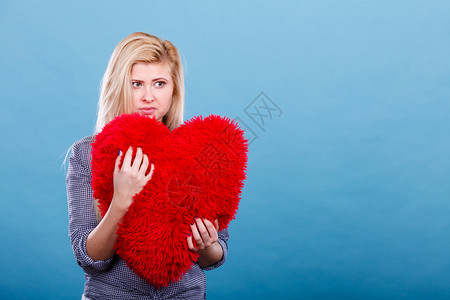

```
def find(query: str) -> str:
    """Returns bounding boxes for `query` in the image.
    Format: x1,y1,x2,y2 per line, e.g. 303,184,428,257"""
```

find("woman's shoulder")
69,135,95,160
72,135,95,149
65,136,95,175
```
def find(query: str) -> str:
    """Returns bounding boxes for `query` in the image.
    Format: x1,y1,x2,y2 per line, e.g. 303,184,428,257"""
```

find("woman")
66,32,228,299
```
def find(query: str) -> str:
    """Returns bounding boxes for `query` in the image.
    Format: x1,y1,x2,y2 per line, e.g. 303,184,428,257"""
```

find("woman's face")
131,62,174,122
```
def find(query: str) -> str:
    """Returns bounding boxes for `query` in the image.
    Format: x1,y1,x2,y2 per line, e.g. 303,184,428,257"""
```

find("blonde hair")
95,32,184,134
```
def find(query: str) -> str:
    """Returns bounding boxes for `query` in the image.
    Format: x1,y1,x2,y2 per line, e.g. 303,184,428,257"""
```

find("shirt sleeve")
66,137,115,274
201,228,229,271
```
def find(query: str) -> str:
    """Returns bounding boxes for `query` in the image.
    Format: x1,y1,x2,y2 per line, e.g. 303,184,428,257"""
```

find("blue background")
1,1,449,299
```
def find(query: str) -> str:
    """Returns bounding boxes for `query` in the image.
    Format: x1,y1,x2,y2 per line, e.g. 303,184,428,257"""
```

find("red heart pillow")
90,113,248,287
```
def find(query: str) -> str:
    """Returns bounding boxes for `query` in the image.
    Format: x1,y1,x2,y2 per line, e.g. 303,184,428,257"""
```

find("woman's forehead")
131,62,171,78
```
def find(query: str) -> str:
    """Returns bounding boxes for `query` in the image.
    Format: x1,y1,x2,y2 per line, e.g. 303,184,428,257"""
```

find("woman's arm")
86,146,154,261
84,198,127,261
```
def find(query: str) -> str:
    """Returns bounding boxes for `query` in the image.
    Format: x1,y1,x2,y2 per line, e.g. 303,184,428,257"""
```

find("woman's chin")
135,112,162,123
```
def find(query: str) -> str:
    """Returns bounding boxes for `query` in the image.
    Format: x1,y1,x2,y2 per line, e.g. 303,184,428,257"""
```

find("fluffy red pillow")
90,113,248,287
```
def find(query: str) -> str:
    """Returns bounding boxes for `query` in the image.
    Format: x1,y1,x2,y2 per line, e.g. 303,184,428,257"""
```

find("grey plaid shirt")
66,136,229,300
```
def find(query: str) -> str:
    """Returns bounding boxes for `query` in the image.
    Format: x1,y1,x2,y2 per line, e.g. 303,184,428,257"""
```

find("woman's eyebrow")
152,77,169,81
131,77,169,81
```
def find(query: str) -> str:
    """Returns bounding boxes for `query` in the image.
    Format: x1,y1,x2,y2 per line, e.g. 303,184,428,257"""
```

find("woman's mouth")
139,108,156,115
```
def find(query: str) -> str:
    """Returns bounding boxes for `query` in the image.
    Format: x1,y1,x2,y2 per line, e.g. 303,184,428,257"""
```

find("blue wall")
1,1,449,299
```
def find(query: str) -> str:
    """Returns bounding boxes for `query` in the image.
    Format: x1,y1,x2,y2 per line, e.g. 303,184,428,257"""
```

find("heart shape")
90,113,248,287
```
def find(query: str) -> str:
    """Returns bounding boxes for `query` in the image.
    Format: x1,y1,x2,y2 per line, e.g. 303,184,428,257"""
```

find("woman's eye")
155,81,166,88
132,82,142,88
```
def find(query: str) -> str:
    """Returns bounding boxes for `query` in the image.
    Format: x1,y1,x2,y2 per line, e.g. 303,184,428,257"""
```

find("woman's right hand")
111,146,155,213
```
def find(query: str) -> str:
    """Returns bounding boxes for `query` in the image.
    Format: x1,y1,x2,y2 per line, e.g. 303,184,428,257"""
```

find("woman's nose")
143,86,154,102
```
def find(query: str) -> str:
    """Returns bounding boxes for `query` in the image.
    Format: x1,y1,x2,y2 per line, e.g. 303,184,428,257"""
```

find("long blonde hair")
93,32,185,221
95,32,184,134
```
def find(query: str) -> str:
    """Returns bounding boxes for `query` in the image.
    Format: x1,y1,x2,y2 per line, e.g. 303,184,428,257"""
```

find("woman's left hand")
187,218,219,252
187,218,224,267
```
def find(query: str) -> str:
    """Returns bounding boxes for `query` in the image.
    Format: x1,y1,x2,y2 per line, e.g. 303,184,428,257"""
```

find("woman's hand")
187,218,224,268
187,218,219,251
112,146,154,213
